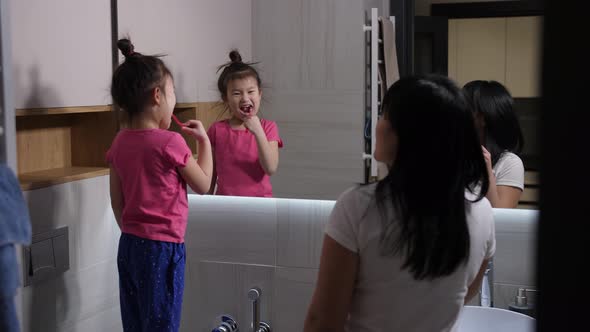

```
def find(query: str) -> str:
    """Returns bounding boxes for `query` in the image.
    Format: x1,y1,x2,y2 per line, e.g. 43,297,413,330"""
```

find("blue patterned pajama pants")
117,233,186,332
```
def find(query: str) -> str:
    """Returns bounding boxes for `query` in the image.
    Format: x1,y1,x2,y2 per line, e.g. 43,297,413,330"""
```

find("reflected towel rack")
363,8,395,180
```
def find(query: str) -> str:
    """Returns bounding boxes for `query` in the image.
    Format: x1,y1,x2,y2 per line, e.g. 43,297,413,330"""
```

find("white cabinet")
10,0,112,109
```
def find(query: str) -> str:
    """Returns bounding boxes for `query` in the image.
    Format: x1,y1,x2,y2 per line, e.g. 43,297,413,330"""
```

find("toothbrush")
171,114,187,127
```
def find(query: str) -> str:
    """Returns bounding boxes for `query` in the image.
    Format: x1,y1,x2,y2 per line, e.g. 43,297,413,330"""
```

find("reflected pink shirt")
106,129,192,243
208,119,283,197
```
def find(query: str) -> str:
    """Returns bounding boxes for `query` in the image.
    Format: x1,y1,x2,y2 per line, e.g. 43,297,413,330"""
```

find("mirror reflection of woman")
463,80,525,208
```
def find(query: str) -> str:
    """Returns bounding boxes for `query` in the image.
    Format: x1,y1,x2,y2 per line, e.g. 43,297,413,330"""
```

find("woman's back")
326,184,495,332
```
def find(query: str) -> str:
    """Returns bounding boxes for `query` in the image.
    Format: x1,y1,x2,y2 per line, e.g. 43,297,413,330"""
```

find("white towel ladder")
363,8,395,180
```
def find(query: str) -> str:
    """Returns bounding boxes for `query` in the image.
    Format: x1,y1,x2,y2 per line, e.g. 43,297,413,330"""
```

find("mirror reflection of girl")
463,80,525,208
304,75,494,332
207,50,283,197
107,39,213,331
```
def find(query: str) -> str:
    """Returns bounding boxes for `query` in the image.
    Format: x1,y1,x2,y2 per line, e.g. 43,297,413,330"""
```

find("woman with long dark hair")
304,75,495,332
463,80,525,208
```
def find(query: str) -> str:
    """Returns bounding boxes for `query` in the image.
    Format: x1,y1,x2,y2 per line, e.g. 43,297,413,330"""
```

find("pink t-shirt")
106,129,192,243
208,119,283,197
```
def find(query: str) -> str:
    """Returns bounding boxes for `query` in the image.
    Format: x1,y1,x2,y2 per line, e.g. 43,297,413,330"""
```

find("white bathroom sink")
455,306,535,332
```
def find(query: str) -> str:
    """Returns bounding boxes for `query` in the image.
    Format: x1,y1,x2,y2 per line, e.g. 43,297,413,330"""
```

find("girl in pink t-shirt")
106,38,213,332
207,50,283,197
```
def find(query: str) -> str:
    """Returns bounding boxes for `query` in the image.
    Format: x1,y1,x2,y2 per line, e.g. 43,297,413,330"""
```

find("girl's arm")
304,235,358,332
244,116,279,175
207,152,217,195
109,165,123,229
254,138,279,175
179,120,213,194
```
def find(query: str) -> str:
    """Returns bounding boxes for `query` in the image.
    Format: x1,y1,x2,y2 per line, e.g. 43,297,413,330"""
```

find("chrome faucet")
480,260,493,307
211,315,239,332
248,287,271,332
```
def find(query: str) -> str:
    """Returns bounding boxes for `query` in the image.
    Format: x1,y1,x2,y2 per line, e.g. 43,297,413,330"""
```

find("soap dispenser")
508,288,536,318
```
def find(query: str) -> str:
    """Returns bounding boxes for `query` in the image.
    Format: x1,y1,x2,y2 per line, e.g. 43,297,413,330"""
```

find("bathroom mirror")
167,0,393,201
242,0,543,205
175,0,545,206
415,0,543,317
9,0,540,205
416,1,543,211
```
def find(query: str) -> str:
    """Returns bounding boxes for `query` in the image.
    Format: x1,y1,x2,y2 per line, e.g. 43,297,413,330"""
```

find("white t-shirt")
325,184,495,332
493,152,525,191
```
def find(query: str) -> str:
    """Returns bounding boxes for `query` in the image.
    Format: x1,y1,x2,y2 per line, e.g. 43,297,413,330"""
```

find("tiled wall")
492,209,538,310
181,196,539,331
14,188,537,332
18,176,121,332
252,0,390,200
181,196,334,332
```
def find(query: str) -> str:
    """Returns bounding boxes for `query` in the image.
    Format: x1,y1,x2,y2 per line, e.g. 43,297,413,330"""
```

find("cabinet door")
449,18,507,87
506,16,543,98
11,0,112,109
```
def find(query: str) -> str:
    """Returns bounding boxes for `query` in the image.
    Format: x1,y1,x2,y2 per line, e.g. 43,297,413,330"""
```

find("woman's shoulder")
498,151,523,163
495,151,525,175
494,151,525,189
336,183,377,209
465,192,494,228
465,191,493,212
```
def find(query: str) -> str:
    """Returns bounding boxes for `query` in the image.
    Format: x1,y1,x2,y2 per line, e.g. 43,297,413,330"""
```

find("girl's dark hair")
111,38,172,117
462,80,524,166
217,50,261,100
376,75,489,280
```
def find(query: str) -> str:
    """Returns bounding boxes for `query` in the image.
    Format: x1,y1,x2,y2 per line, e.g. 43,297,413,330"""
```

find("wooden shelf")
16,107,117,190
175,102,200,110
19,167,110,191
15,102,224,190
16,105,112,116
